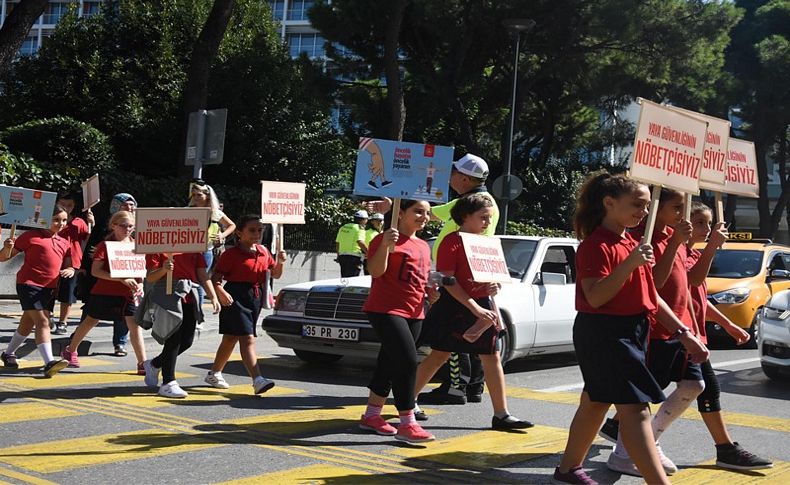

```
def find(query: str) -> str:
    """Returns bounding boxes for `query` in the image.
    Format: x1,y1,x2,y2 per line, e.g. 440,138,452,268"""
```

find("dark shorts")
56,274,78,304
219,282,263,336
423,290,502,355
647,338,704,389
574,312,666,405
85,295,137,321
17,284,55,311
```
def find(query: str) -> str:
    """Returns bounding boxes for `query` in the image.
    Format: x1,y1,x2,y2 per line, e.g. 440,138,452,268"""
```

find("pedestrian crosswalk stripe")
0,429,224,473
390,425,568,469
0,371,195,389
671,459,788,483
0,357,117,371
217,464,372,484
506,387,581,405
0,403,82,424
101,384,305,408
0,464,57,485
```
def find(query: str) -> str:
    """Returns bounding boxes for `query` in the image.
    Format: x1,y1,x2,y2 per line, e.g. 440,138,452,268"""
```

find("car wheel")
761,363,785,381
497,322,511,368
745,312,760,350
293,349,343,363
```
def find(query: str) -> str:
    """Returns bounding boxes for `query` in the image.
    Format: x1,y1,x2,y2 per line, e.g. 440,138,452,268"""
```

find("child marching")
204,215,285,394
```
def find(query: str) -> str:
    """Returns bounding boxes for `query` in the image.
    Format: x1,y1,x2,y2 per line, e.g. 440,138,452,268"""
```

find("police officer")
335,210,368,277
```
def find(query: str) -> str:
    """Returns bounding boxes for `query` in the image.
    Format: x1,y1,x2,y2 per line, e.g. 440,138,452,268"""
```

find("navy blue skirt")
647,338,704,389
574,312,666,404
423,290,502,355
218,282,263,336
17,284,55,311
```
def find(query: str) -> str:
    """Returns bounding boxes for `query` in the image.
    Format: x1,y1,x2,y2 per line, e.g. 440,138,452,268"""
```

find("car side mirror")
770,269,790,280
536,272,567,286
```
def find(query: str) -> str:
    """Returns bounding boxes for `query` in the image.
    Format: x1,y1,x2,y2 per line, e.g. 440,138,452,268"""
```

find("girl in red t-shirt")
204,215,285,394
0,205,70,377
412,193,532,433
554,172,707,485
61,211,147,374
358,200,436,443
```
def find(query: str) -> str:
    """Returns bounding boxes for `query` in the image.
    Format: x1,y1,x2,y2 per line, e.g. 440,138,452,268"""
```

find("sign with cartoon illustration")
352,137,454,203
0,185,58,229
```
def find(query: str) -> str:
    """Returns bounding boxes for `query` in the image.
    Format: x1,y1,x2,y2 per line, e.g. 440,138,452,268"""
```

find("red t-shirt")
90,241,141,297
686,248,708,344
575,226,658,315
145,252,206,282
14,230,70,288
58,217,90,270
362,234,431,319
631,225,694,339
214,245,275,284
436,231,490,299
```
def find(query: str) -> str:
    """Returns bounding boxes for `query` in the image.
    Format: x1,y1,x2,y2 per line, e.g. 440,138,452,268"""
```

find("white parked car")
262,236,578,364
757,288,790,380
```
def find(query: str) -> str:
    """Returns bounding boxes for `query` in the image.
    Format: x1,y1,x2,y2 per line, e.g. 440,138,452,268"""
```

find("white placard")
260,181,306,224
133,207,211,254
81,174,100,209
105,241,147,278
629,99,708,194
723,138,759,198
459,233,511,284
665,106,730,190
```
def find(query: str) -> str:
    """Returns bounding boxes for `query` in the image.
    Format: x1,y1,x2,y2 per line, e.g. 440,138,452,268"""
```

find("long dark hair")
574,171,646,240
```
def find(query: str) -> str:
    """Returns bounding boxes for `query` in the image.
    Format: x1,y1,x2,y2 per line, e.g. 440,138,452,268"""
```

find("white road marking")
711,357,760,368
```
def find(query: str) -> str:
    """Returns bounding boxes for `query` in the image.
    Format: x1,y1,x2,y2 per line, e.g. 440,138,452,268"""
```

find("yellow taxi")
700,235,790,348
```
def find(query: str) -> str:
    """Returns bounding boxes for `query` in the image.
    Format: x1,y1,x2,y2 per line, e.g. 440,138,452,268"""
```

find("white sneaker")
607,452,642,477
204,371,230,389
143,359,160,387
656,443,678,475
253,376,275,394
158,380,188,398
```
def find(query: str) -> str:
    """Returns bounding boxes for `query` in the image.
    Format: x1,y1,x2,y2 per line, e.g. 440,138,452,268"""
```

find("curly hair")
574,171,646,240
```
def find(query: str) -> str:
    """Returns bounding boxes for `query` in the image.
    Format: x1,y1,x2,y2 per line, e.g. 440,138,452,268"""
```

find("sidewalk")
0,299,220,359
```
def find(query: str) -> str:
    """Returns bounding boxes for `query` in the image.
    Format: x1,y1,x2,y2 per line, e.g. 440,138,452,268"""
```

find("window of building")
19,35,38,56
83,1,101,16
267,0,285,21
43,1,72,25
286,0,314,21
287,33,325,59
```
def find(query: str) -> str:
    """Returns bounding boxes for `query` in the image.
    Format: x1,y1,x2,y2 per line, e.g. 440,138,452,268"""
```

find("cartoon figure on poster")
353,138,454,203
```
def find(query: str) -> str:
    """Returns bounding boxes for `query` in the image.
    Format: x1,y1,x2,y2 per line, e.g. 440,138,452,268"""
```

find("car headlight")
275,291,307,313
711,287,751,304
763,306,790,321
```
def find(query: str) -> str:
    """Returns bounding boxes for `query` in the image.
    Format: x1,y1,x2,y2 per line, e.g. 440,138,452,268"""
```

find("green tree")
0,0,50,75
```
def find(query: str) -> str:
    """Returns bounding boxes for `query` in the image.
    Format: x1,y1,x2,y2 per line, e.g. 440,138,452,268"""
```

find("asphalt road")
0,303,787,484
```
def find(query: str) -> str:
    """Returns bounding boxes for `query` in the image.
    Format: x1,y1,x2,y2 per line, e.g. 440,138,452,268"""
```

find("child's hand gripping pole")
463,295,503,343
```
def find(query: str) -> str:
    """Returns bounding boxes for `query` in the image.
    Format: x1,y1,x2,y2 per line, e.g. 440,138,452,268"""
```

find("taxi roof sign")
727,232,753,241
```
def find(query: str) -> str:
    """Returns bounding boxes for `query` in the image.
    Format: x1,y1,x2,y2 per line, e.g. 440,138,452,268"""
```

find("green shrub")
0,143,81,192
507,220,574,238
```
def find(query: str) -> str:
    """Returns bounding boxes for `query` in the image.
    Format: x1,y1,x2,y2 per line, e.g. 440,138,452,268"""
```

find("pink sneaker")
61,347,80,368
359,415,397,436
137,362,146,376
395,423,435,443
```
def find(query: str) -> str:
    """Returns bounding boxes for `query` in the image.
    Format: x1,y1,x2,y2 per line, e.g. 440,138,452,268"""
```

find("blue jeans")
113,319,129,347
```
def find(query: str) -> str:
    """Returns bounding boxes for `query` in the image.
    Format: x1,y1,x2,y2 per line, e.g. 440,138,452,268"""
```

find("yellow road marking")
191,352,272,360
0,429,223,473
672,459,789,484
0,403,82,424
0,464,58,485
391,425,568,469
217,464,372,485
506,387,581,405
102,384,304,408
0,357,117,371
0,371,195,389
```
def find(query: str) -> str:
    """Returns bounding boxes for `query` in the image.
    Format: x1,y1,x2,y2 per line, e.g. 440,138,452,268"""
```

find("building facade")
0,1,102,56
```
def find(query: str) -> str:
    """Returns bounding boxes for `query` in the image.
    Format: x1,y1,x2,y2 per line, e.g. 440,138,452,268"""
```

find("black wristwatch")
673,326,690,338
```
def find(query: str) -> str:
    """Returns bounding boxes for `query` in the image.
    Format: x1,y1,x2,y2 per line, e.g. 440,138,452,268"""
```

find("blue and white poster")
352,137,454,203
0,185,58,229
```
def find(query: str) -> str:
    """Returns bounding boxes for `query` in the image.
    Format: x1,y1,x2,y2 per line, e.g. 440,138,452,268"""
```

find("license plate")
302,324,359,341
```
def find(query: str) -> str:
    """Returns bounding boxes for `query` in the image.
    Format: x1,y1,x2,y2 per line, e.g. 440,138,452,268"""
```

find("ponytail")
574,170,645,240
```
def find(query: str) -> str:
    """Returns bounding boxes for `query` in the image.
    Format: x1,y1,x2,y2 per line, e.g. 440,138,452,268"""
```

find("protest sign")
260,181,306,225
459,233,511,284
134,207,211,254
105,241,147,278
724,138,759,198
629,99,708,195
0,185,57,229
665,106,730,191
81,174,101,210
352,138,454,203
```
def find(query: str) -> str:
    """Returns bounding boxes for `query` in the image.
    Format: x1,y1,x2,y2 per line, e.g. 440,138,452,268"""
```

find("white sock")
652,379,705,441
413,403,423,413
4,331,27,355
37,342,54,364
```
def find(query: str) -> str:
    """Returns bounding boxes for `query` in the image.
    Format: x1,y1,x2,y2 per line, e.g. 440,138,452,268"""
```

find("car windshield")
709,249,763,278
502,239,538,279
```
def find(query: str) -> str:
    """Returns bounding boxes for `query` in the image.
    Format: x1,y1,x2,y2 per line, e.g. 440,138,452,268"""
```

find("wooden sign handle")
388,198,400,251
277,224,284,253
165,252,173,295
642,186,662,246
714,192,724,224
684,193,692,222
5,224,16,258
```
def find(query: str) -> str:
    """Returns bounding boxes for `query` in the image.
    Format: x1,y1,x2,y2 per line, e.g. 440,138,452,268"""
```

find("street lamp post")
500,18,535,235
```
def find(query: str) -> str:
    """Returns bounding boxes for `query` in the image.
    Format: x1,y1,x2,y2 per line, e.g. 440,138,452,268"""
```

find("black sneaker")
417,390,466,405
42,359,68,378
54,322,68,335
467,391,483,403
598,417,619,443
716,442,773,470
1,351,19,369
492,414,534,430
414,409,428,421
